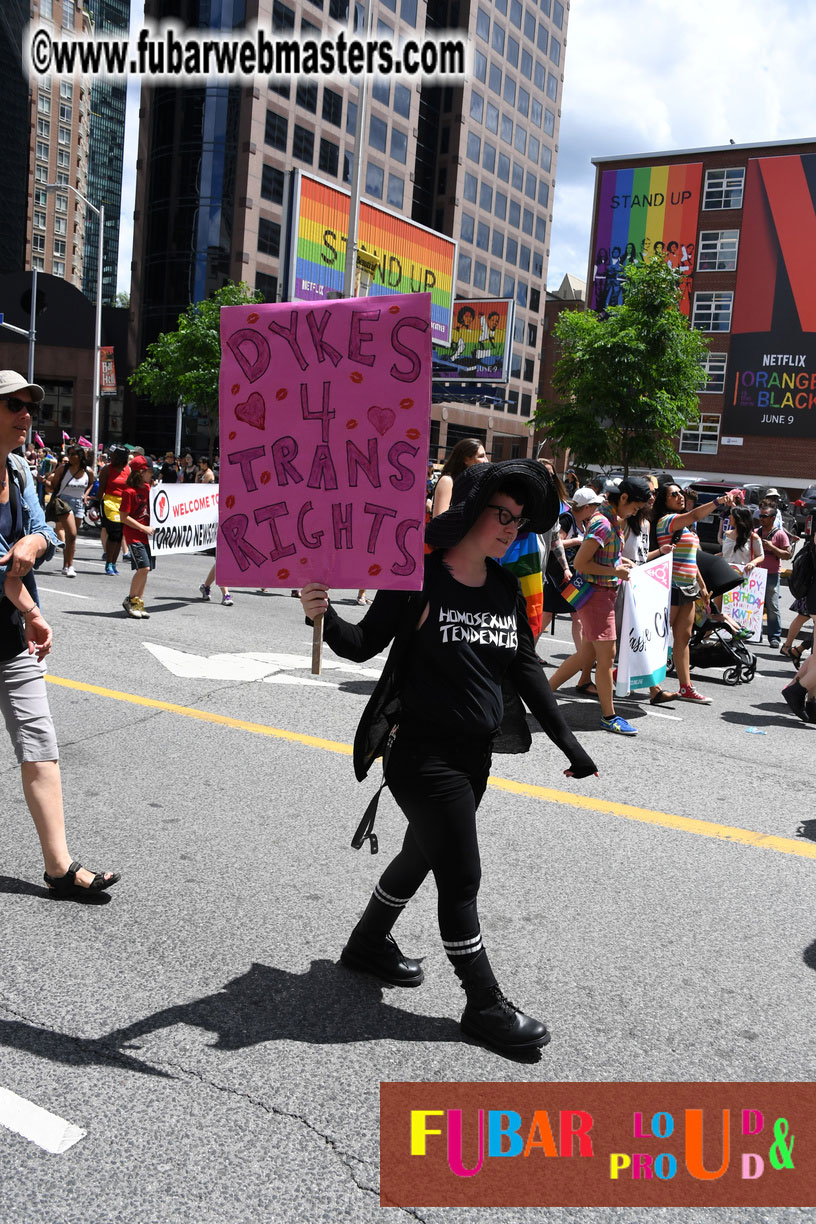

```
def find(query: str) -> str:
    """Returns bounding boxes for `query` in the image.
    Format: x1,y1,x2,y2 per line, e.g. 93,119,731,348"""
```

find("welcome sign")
216,293,432,591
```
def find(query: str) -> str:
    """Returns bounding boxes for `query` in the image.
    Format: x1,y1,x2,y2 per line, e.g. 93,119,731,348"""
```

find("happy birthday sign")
216,293,432,591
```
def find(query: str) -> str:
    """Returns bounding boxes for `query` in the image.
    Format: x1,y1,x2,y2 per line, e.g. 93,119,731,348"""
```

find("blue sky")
117,0,816,297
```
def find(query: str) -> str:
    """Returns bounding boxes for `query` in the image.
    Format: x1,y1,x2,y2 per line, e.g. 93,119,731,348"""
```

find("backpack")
789,542,816,601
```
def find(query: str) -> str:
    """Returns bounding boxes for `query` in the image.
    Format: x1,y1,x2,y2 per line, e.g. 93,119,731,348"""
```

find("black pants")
375,732,492,965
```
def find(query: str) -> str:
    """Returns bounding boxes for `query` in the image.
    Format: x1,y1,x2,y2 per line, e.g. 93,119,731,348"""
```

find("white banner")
149,483,220,555
721,566,767,642
616,555,672,696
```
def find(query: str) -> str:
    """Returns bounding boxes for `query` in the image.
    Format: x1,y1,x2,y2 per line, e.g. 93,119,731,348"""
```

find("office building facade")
129,0,569,454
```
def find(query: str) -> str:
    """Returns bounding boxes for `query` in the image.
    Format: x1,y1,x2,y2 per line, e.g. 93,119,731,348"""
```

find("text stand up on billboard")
218,293,432,672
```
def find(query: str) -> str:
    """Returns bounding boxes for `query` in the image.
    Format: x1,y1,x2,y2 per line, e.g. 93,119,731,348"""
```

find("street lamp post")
45,183,104,469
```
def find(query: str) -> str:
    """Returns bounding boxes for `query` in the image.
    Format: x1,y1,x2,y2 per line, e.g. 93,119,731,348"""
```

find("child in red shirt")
119,455,155,619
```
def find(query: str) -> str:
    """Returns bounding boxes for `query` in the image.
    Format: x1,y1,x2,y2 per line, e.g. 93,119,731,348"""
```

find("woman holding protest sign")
300,459,597,1057
651,482,736,705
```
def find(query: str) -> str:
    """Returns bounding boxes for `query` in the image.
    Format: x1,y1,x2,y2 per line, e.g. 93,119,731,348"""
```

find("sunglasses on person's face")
1,396,32,414
487,504,528,531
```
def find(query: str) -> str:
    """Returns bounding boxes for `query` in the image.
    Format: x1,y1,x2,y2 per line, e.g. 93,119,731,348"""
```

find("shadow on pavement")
720,706,813,730
0,874,111,904
0,1020,172,1078
104,959,461,1051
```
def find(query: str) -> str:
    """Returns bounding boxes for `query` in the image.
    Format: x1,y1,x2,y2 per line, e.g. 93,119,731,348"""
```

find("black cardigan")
319,551,597,782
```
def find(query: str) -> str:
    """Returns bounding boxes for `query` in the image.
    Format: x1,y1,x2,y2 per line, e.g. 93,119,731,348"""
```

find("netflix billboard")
722,154,816,440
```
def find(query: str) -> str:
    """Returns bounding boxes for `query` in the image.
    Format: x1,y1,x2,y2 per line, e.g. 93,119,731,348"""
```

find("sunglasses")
487,504,528,531
2,396,32,414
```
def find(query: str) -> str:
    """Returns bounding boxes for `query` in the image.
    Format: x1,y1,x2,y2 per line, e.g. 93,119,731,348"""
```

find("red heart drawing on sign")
368,405,396,436
235,392,266,431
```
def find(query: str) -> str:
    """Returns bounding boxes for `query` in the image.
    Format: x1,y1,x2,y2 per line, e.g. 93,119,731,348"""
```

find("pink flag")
78,435,92,448
34,432,44,447
62,430,70,442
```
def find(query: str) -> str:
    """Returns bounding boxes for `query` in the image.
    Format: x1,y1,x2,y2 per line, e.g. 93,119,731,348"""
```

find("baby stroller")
685,618,757,686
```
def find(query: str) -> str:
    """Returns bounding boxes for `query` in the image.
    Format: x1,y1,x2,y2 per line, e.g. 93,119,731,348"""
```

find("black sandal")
44,860,121,896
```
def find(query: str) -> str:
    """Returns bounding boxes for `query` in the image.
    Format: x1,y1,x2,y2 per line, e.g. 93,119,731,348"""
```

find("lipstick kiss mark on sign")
235,392,266,431
367,405,396,436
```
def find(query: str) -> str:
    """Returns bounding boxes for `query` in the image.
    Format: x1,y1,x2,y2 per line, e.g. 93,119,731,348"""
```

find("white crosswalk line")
0,1087,85,1154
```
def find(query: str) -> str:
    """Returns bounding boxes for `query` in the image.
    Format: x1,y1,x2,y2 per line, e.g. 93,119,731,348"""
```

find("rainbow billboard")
432,297,514,382
288,170,457,344
591,163,702,315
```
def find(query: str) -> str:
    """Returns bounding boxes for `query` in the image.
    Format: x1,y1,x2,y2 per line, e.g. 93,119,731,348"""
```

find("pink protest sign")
217,293,432,591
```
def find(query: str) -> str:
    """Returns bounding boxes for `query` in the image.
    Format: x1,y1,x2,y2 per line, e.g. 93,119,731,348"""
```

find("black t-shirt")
399,560,519,738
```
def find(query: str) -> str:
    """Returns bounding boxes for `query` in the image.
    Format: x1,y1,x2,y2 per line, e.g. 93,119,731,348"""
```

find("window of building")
533,250,543,276
680,413,721,454
401,0,418,25
501,113,513,143
474,48,487,82
525,170,537,200
273,0,295,28
38,95,51,114
40,76,51,92
514,126,526,155
59,80,72,99
265,110,288,150
509,199,521,227
480,181,494,211
391,127,407,163
365,162,384,198
55,193,67,212
346,100,357,134
524,10,536,41
519,243,531,271
540,143,552,172
437,168,447,194
503,75,516,106
36,140,49,161
534,59,547,91
483,142,496,173
261,163,285,204
34,188,47,206
322,88,342,126
441,126,450,154
506,36,519,67
522,207,533,235
498,153,510,182
537,23,548,53
506,237,518,264
54,216,66,235
701,352,728,394
520,393,532,416
510,0,522,27
474,261,487,290
537,179,549,207
301,16,320,34
524,356,535,381
32,235,45,254
458,252,472,283
461,212,475,242
292,124,314,163
546,72,558,101
371,76,390,105
543,108,555,136
549,37,561,66
58,126,71,146
369,114,387,152
489,63,502,96
697,229,740,271
258,218,281,257
59,103,72,122
488,267,501,295
512,161,524,191
552,0,564,25
57,147,70,168
463,172,477,202
476,6,490,40
55,171,68,186
62,0,74,28
387,173,404,209
31,256,45,271
470,90,484,122
270,80,290,99
476,221,490,250
256,273,279,301
692,291,733,332
37,118,50,138
495,191,507,220
530,286,541,312
40,0,53,18
703,167,745,210
517,86,530,117
296,82,317,113
531,98,543,128
467,131,481,162
527,322,537,347
491,230,504,258
510,350,521,376
485,102,499,135
343,152,352,183
53,239,66,257
318,137,339,176
394,84,411,118
52,260,65,277
496,0,507,13
492,23,505,54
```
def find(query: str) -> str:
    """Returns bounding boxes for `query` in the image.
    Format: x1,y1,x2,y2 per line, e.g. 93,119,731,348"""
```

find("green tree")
130,281,262,446
113,291,130,308
533,257,711,474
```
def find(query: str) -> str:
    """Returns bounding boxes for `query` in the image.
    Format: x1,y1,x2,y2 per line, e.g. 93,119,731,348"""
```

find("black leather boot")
783,680,808,721
340,891,424,987
456,950,550,1053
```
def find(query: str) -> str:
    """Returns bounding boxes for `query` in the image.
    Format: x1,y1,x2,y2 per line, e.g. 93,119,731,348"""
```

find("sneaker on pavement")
105,562,115,575
199,583,211,601
122,552,131,561
133,597,150,619
221,593,234,606
677,685,711,704
600,714,638,735
768,638,781,648
62,565,76,578
122,596,142,619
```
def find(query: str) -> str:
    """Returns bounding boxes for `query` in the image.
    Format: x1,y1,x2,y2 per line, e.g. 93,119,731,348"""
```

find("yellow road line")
45,673,816,861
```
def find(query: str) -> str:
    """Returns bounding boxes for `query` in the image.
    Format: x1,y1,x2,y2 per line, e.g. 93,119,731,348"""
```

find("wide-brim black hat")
425,459,560,549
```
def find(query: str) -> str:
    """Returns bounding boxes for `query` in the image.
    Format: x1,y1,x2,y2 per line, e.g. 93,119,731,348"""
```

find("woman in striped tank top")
651,482,736,704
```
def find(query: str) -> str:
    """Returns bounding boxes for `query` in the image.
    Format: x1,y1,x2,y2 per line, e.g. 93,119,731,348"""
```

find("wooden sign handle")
311,613,324,675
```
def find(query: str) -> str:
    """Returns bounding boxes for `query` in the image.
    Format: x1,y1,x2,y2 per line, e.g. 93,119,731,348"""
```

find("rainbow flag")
559,571,595,610
500,532,543,638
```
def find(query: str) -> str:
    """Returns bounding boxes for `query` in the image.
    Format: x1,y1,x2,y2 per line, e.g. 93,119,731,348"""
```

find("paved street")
1,533,814,1224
